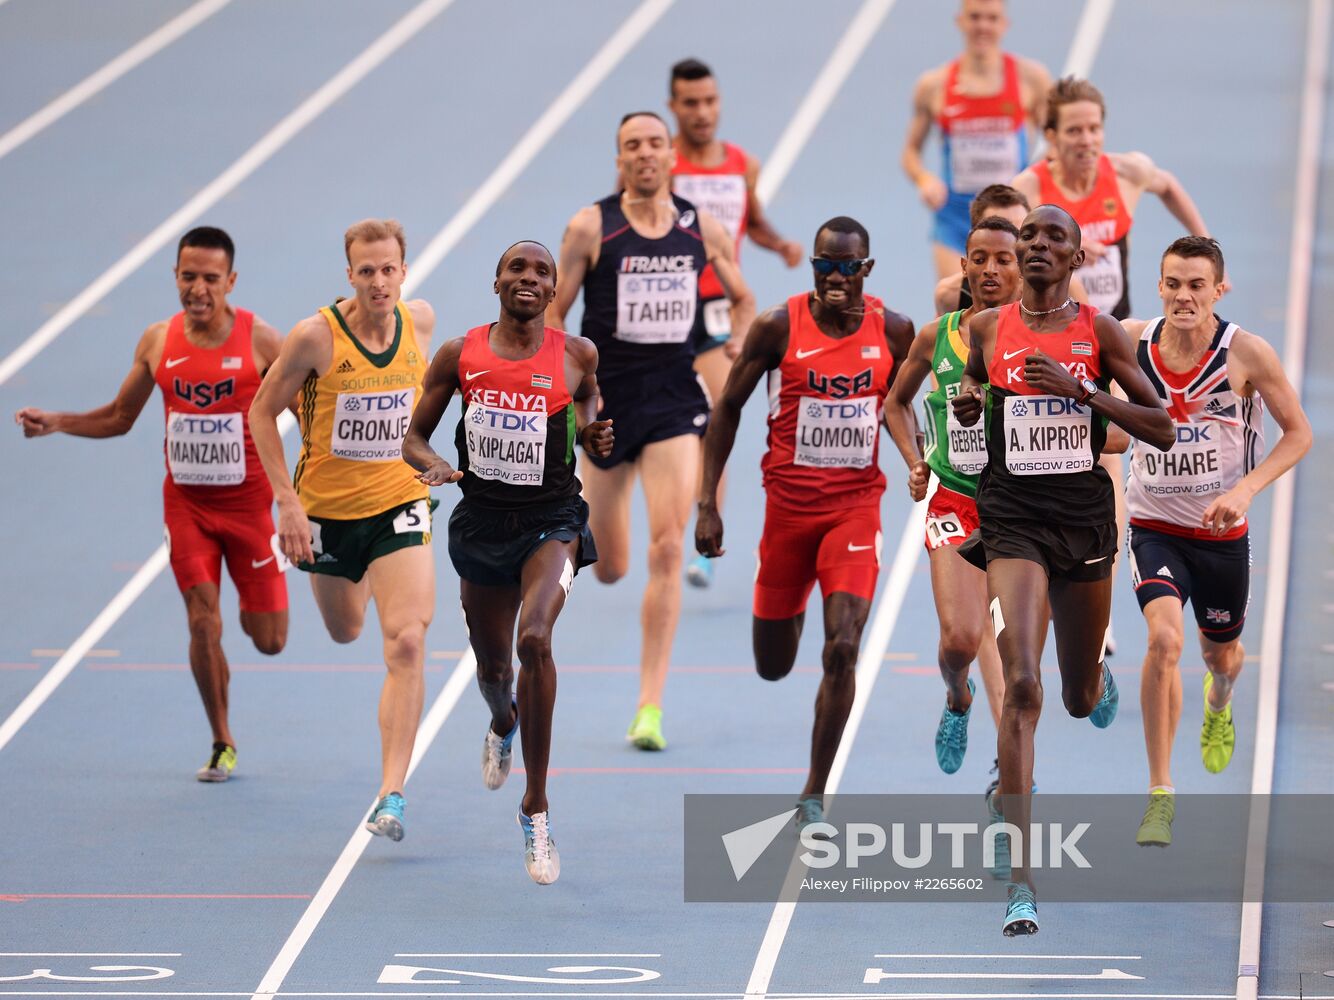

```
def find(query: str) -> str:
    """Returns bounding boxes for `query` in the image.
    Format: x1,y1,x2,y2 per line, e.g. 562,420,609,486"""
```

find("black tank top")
580,192,708,381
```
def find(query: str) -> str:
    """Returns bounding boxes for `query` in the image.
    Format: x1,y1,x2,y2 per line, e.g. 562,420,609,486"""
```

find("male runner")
666,58,803,589
16,227,286,782
951,205,1173,934
884,217,1021,779
1118,238,1310,847
902,0,1051,279
249,219,435,841
548,111,754,751
401,241,613,883
696,217,914,830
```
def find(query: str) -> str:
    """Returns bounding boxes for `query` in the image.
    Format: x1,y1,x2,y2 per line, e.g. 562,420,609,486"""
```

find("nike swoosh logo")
1002,347,1032,361
847,543,874,552
165,357,190,368
465,369,490,380
251,555,276,569
1083,555,1108,564
795,348,823,360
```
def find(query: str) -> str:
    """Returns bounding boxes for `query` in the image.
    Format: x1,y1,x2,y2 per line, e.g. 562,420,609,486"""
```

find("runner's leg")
803,591,871,797
460,581,521,740
581,461,636,585
1140,596,1185,789
1049,575,1114,718
182,582,233,748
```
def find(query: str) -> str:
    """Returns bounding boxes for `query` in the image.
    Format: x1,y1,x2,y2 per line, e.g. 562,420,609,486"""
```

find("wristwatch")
1076,377,1099,406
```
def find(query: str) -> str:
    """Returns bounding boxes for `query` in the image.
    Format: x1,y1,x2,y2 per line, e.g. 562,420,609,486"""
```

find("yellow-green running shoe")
1201,673,1235,773
196,742,236,782
627,704,666,751
1135,789,1175,847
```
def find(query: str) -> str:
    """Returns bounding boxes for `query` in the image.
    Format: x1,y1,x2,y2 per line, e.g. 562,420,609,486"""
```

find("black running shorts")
447,495,598,588
1128,523,1250,644
585,357,709,469
960,514,1117,583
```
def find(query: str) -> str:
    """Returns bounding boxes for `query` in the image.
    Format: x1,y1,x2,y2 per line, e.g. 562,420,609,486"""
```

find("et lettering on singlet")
943,384,988,475
949,118,1022,194
616,254,698,344
671,174,746,239
1076,219,1125,314
331,389,414,461
166,411,245,485
1133,422,1224,496
794,397,879,468
463,388,548,486
1002,394,1093,475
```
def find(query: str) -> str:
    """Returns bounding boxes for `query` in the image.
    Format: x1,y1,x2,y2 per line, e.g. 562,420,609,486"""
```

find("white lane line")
0,0,233,162
743,501,925,1000
407,0,674,282
0,0,456,388
754,0,897,206
1235,1,1330,998
1062,0,1115,77
247,652,474,1000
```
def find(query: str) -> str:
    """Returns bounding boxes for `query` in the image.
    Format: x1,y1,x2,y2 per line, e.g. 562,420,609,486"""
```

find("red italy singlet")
761,293,894,511
672,141,749,300
1034,155,1133,318
154,309,271,509
938,54,1028,196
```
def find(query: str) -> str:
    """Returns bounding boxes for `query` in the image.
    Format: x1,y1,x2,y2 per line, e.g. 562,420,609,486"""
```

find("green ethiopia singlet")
922,310,989,497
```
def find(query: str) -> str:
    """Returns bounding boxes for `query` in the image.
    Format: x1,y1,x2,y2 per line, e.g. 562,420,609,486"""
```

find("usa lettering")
173,377,235,408
807,367,874,400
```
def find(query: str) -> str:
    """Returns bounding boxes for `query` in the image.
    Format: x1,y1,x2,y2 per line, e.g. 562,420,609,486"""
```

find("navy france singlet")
580,192,709,380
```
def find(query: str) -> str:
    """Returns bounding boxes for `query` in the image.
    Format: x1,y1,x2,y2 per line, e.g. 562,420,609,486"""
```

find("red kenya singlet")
154,309,271,508
761,293,895,511
1034,156,1133,318
672,142,749,301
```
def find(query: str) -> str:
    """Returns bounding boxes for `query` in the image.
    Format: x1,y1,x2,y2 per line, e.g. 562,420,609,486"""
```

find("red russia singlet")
154,308,271,508
672,141,749,302
1034,155,1133,318
939,54,1028,196
761,293,895,512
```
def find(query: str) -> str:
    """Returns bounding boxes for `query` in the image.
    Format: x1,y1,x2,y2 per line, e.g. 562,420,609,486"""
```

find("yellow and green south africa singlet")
294,301,428,520
922,310,989,498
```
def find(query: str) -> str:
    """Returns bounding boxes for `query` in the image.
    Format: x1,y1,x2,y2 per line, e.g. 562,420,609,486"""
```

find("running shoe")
984,780,1010,881
1002,882,1039,936
794,796,829,839
686,553,714,588
935,678,975,774
196,742,236,783
517,809,560,884
626,704,666,751
1135,789,1175,847
1201,673,1236,773
366,792,406,841
482,699,519,790
1088,662,1119,729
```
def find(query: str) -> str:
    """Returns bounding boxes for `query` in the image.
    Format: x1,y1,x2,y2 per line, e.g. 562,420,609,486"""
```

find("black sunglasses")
809,256,870,277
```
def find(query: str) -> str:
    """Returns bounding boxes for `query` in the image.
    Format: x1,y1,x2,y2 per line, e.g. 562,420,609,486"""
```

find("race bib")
331,389,414,462
945,403,988,476
702,298,731,337
1002,394,1093,475
926,512,968,550
616,268,698,344
949,122,1022,194
672,174,747,239
1132,423,1224,497
392,499,432,534
1077,244,1125,315
794,396,879,468
464,403,546,485
166,410,245,486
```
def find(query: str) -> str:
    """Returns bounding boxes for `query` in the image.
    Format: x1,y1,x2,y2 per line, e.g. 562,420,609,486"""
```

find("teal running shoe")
366,791,406,841
795,796,830,839
984,781,1011,880
1002,882,1039,936
686,553,714,588
1089,662,1119,729
935,678,975,774
482,699,519,790
517,809,560,884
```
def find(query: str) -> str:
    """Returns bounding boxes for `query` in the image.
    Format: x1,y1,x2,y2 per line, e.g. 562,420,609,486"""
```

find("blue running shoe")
984,779,1011,881
1002,882,1039,936
482,699,518,790
1089,662,1119,729
366,792,405,841
935,678,975,774
794,796,830,839
517,809,560,884
686,553,714,589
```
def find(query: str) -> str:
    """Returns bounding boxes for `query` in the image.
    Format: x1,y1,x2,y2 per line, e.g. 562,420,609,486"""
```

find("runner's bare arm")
405,298,436,356
952,309,996,427
700,209,756,358
885,324,938,501
249,315,331,566
1020,57,1053,143
566,335,613,458
934,272,964,315
15,323,162,438
1063,313,1173,451
1200,330,1312,535
545,206,601,330
402,337,464,485
696,305,788,557
1100,318,1148,455
903,70,947,211
742,155,802,266
1009,166,1040,208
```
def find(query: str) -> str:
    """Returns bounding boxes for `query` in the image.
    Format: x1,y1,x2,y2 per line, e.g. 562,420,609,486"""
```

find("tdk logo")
344,392,409,412
808,400,873,420
1176,424,1213,443
1023,397,1085,417
477,411,543,433
623,275,692,293
171,415,237,434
